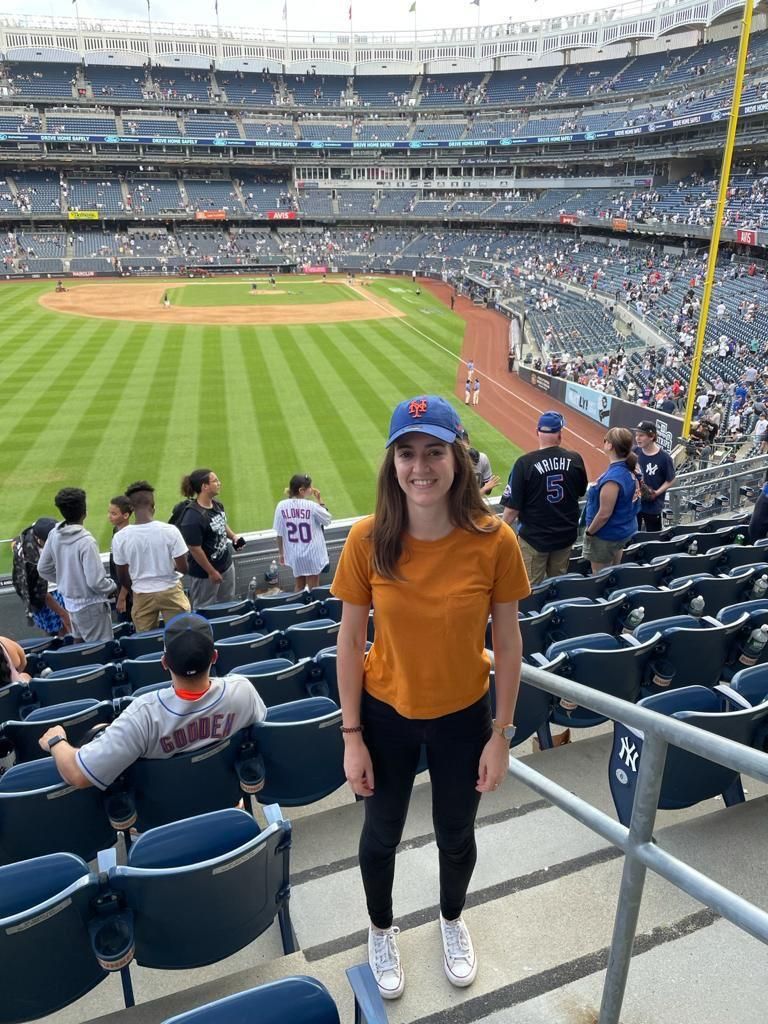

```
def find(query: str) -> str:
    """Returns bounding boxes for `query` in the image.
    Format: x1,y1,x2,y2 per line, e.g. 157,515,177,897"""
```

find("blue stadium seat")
634,613,749,693
119,629,166,658
622,537,688,564
531,632,660,729
729,665,768,707
214,631,287,674
28,662,121,707
285,619,341,660
121,652,171,689
206,612,259,641
0,757,114,865
491,606,554,660
653,550,724,580
599,561,670,590
609,686,768,826
196,599,253,619
251,697,345,806
0,682,32,724
518,580,551,614
543,594,625,642
254,591,307,610
666,572,751,616
319,596,343,622
258,601,325,632
309,584,333,602
105,729,262,833
0,853,108,1021
716,544,768,571
42,639,121,671
547,572,610,601
610,583,691,623
159,968,387,1024
2,699,115,764
236,658,320,707
104,807,296,969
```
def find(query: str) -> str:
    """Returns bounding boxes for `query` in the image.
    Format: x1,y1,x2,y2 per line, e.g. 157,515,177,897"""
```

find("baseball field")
0,275,523,567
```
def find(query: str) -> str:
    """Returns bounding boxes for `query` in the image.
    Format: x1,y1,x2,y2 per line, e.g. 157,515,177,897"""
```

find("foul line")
356,283,603,452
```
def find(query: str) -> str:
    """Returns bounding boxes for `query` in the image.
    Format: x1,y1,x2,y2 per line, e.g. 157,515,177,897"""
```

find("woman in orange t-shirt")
332,394,529,1002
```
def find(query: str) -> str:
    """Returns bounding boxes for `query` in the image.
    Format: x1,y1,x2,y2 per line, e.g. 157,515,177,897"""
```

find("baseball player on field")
36,613,266,788
273,474,332,592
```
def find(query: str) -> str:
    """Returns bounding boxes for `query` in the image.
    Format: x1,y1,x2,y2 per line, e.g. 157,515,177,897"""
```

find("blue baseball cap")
386,395,462,448
537,411,565,434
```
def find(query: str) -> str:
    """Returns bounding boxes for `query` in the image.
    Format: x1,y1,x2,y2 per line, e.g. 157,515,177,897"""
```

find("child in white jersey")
273,474,332,591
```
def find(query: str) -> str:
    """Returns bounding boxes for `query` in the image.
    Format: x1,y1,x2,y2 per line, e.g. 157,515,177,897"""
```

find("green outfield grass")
0,278,522,572
169,280,361,307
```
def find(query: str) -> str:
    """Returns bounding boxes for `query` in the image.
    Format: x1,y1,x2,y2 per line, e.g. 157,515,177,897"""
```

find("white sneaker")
368,924,405,1000
440,914,478,987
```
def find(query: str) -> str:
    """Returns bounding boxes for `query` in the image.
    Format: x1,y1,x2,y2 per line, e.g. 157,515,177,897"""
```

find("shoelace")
372,927,400,971
443,920,471,960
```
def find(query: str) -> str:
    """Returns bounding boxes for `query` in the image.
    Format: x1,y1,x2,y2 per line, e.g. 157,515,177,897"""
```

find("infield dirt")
38,280,404,326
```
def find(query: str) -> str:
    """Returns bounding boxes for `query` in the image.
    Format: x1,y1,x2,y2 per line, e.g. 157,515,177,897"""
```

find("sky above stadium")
1,0,610,33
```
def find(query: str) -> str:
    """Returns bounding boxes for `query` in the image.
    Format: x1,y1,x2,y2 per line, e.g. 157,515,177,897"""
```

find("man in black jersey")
501,411,588,585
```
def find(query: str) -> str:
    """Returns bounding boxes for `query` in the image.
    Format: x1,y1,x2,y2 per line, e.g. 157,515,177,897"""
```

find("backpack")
11,526,48,612
169,499,193,528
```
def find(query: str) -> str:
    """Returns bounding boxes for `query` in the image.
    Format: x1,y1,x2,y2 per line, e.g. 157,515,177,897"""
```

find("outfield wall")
517,366,684,451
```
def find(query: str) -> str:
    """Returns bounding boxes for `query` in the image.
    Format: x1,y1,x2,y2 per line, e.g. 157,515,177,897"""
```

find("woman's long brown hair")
370,439,499,579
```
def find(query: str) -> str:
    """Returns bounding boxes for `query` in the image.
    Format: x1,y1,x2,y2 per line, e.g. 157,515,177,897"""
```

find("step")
30,728,763,1024
82,793,768,1024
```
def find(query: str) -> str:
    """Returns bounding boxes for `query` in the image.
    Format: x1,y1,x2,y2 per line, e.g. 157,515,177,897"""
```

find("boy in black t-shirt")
501,411,588,585
177,468,242,609
633,422,676,533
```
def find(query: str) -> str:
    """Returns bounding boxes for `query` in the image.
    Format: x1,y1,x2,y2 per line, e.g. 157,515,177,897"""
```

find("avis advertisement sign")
736,229,758,246
267,210,297,220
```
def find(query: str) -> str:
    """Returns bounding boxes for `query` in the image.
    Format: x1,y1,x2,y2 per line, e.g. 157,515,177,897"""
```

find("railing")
666,455,768,521
513,662,768,1024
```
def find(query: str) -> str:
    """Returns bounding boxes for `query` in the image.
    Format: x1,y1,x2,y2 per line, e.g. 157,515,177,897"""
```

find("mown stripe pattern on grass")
0,280,522,565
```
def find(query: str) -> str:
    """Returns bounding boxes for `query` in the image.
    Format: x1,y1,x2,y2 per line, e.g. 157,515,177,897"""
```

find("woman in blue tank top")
583,427,640,573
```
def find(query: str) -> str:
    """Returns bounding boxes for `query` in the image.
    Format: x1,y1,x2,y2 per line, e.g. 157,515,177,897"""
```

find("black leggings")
359,691,492,929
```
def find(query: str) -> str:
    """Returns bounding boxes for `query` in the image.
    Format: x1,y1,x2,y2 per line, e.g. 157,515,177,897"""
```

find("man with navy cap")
37,612,266,789
501,411,587,585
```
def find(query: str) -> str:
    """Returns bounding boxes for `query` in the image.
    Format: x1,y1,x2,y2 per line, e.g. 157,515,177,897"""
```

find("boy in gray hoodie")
38,488,116,643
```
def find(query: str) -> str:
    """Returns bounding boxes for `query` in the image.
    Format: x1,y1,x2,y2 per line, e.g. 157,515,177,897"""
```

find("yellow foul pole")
682,0,755,436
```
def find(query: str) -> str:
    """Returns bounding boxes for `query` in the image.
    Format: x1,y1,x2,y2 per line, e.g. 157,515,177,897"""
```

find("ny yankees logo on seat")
409,397,429,418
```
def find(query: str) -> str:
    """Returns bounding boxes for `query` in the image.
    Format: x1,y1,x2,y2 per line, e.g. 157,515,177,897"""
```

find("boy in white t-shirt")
112,481,191,632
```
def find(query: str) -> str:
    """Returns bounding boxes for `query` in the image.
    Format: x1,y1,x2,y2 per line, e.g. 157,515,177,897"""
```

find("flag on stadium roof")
409,1,416,10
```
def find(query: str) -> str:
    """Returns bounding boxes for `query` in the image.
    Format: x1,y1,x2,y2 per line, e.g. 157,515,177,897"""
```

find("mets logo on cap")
408,397,429,419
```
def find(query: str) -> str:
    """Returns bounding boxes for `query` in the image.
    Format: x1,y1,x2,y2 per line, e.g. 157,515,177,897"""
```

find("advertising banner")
565,381,613,425
736,229,758,246
607,404,683,452
68,211,99,220
559,214,579,225
267,210,297,220
611,218,629,232
302,265,328,274
194,210,226,221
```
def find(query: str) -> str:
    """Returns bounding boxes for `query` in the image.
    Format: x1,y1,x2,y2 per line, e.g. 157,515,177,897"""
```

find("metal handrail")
512,663,768,1024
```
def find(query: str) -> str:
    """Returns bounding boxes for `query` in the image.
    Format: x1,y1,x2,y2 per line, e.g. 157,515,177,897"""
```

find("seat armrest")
346,963,389,1024
262,803,286,827
714,683,752,710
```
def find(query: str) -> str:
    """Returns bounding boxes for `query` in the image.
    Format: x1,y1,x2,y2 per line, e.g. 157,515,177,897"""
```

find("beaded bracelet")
340,724,364,734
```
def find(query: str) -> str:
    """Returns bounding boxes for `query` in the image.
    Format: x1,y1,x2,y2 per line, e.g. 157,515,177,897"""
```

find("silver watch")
492,720,516,741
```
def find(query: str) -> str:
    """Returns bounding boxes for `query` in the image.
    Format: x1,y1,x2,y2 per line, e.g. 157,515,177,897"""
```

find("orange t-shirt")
331,516,530,719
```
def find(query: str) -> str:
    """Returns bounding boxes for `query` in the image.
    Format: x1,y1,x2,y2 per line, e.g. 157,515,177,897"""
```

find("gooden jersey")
273,498,332,574
502,447,587,552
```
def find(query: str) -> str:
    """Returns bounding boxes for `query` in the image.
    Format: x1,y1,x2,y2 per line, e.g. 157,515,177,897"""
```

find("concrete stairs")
42,727,768,1024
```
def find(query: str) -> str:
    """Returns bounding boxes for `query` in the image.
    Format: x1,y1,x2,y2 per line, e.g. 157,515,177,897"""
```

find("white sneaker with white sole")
440,914,478,987
368,924,405,999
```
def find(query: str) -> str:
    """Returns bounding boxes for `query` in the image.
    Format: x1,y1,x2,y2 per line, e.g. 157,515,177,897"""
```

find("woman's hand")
344,735,375,797
476,733,510,793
